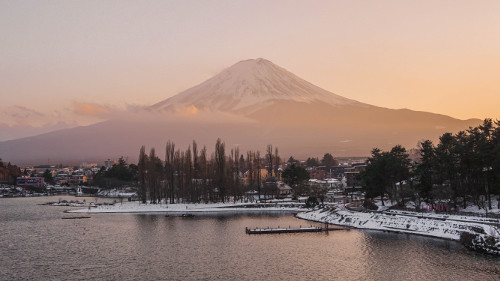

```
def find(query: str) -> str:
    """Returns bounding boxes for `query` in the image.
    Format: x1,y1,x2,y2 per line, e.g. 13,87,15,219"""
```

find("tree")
360,146,410,206
287,156,299,165
282,164,310,195
266,145,274,178
477,119,495,209
232,147,241,202
273,147,281,179
199,146,209,203
388,145,411,204
434,132,459,205
255,151,262,200
43,169,54,185
105,157,133,181
359,148,390,205
215,138,226,202
305,157,320,167
165,141,175,203
147,148,163,204
321,153,337,167
415,140,436,199
138,146,148,203
492,120,500,209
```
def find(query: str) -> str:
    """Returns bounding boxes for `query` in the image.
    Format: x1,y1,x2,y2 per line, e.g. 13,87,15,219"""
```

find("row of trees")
361,119,500,210
137,139,283,204
0,159,21,185
93,157,138,188
304,153,338,168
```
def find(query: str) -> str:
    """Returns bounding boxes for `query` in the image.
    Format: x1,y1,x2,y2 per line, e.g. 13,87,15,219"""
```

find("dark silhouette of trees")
305,157,320,167
0,160,21,185
282,164,310,195
215,138,226,202
266,145,274,178
273,147,281,179
132,120,499,210
147,148,163,203
133,139,284,203
321,153,337,168
138,146,148,203
92,157,139,189
415,140,436,199
165,141,175,203
360,119,500,211
287,156,299,165
43,169,55,185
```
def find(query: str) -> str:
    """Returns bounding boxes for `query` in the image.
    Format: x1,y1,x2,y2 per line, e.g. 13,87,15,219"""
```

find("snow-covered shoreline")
297,207,500,255
298,208,500,240
68,201,307,215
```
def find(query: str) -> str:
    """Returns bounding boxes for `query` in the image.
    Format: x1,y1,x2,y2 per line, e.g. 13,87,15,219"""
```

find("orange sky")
1,0,499,128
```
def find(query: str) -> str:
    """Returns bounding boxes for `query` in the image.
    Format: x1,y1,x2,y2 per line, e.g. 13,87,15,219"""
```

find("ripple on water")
1,197,498,281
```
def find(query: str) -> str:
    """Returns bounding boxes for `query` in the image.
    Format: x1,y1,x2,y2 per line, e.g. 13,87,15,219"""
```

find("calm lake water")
1,196,498,281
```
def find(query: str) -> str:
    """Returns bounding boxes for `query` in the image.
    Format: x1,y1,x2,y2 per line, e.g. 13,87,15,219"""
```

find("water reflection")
1,197,498,281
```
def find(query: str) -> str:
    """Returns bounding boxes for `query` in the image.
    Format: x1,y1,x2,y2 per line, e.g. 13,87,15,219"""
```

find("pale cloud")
0,102,112,128
10,105,46,118
73,102,109,116
0,105,46,127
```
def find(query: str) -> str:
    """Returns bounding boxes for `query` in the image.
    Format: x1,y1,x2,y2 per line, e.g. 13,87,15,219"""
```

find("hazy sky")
1,0,499,127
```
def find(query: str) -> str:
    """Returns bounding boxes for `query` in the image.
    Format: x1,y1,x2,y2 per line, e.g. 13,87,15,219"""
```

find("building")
277,182,293,198
343,165,366,188
243,168,268,185
69,175,87,186
16,177,44,188
307,168,327,180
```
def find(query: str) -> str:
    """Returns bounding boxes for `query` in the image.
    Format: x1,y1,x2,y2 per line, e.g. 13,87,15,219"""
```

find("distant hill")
0,58,481,164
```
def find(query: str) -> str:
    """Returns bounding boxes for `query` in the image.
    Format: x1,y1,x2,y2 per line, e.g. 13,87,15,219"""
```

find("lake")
1,196,498,280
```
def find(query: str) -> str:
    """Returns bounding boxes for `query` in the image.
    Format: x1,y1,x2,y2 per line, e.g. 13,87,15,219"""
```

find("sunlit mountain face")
0,59,480,164
151,58,366,114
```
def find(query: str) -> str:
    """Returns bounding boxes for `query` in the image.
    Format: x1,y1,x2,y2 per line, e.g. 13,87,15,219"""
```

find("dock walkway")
245,224,349,234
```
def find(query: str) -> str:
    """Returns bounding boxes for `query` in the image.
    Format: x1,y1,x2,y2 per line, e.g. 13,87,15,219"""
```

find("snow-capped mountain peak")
150,58,365,114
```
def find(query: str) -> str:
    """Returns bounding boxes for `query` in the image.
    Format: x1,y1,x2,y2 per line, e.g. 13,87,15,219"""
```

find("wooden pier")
245,224,350,234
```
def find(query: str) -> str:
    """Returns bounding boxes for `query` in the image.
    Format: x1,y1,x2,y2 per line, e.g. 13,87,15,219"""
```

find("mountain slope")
150,58,367,114
0,58,482,164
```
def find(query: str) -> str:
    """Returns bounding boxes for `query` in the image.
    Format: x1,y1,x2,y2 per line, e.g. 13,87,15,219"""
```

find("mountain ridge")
0,58,482,164
150,58,368,114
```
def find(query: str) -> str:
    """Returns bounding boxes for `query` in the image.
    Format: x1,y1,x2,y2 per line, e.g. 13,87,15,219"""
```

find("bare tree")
199,146,208,203
266,145,274,179
165,141,175,203
215,138,226,202
255,150,261,201
138,145,148,203
147,148,162,204
274,147,281,180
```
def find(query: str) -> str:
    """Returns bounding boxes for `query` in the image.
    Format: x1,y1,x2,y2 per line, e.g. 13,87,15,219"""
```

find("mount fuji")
0,58,480,164
151,58,366,114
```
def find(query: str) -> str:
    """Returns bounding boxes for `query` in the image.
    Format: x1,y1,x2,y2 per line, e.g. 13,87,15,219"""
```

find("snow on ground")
69,201,306,215
50,202,97,207
297,207,500,241
98,189,137,198
374,198,500,215
383,210,500,225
